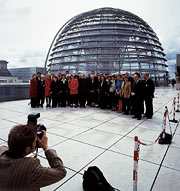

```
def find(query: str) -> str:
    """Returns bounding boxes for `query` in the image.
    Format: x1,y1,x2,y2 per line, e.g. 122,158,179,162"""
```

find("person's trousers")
52,95,58,108
122,98,130,113
31,98,36,108
70,94,78,105
46,96,51,106
145,96,153,117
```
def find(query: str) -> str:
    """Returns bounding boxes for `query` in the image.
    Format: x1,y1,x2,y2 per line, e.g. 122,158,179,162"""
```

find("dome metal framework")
46,7,168,85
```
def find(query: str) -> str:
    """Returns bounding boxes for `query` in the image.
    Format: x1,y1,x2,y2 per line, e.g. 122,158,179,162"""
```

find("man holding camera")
0,124,67,191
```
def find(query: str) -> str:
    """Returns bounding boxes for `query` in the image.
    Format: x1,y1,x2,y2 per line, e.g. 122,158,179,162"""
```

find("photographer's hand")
37,130,48,151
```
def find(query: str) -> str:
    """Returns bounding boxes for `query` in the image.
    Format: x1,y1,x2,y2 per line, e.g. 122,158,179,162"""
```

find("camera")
27,112,46,140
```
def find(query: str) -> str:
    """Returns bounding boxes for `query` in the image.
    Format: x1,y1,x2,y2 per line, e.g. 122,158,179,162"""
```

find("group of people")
29,71,155,120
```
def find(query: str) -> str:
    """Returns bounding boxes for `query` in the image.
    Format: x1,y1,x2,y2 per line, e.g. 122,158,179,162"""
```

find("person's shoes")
137,117,142,120
125,112,129,115
112,106,117,111
91,103,95,107
70,104,73,107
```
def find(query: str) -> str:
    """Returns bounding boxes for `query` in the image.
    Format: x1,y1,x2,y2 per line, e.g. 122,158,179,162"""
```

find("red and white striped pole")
170,97,178,123
176,93,180,112
162,106,168,139
133,136,139,191
159,106,173,144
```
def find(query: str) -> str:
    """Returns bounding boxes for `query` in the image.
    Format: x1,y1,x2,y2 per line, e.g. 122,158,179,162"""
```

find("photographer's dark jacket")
0,146,66,191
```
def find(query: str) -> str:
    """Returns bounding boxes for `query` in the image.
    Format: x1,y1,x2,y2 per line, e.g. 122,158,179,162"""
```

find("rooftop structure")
46,7,168,85
9,67,45,82
0,60,12,77
0,87,179,190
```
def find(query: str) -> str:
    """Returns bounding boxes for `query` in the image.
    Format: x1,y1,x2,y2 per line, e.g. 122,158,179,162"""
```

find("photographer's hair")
7,125,37,158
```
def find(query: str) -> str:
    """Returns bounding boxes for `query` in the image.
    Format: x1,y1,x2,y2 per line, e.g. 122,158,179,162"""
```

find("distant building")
0,60,12,77
0,64,45,102
9,67,45,82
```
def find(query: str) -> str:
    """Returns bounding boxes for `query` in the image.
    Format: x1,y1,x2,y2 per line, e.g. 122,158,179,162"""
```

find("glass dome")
46,7,168,85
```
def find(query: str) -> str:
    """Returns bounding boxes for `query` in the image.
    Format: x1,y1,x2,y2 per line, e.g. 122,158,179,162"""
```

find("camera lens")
37,124,46,139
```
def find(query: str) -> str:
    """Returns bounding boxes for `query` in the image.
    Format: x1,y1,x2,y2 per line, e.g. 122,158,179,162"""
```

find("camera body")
27,112,46,141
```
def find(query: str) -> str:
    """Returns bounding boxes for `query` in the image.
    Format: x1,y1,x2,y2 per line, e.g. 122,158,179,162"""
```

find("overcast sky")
0,0,180,77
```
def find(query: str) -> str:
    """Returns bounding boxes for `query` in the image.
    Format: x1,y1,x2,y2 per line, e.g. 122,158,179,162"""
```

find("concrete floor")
0,87,180,191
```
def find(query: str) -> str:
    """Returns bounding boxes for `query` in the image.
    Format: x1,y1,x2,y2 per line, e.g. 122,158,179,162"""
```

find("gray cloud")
7,50,46,68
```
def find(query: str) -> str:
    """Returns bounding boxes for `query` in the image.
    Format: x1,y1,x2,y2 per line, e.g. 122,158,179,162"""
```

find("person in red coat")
68,74,79,107
45,74,52,107
29,74,37,108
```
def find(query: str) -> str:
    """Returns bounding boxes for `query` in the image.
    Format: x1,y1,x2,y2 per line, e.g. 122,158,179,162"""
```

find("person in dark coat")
106,75,112,109
57,72,62,106
131,73,145,120
36,72,41,107
88,75,97,107
171,79,176,87
59,74,69,107
86,73,91,106
96,74,101,107
50,76,60,108
143,73,155,119
99,76,108,109
39,75,45,107
78,74,87,108
29,74,37,108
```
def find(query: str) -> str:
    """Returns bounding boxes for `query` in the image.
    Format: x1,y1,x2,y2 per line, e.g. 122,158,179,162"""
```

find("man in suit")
36,72,42,107
131,73,145,120
0,125,66,191
143,73,155,119
78,73,87,108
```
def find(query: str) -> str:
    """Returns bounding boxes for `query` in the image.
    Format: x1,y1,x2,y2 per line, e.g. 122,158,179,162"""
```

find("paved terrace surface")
0,87,180,191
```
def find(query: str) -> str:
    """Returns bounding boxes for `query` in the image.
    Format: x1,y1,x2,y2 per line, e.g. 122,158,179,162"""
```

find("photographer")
0,125,66,191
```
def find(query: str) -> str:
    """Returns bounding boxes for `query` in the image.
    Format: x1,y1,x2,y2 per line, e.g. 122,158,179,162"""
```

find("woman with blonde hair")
120,76,131,114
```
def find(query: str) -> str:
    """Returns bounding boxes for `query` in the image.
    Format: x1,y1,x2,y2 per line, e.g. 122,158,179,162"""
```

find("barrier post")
133,136,139,191
169,97,178,123
163,106,167,138
159,106,172,144
176,93,180,112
